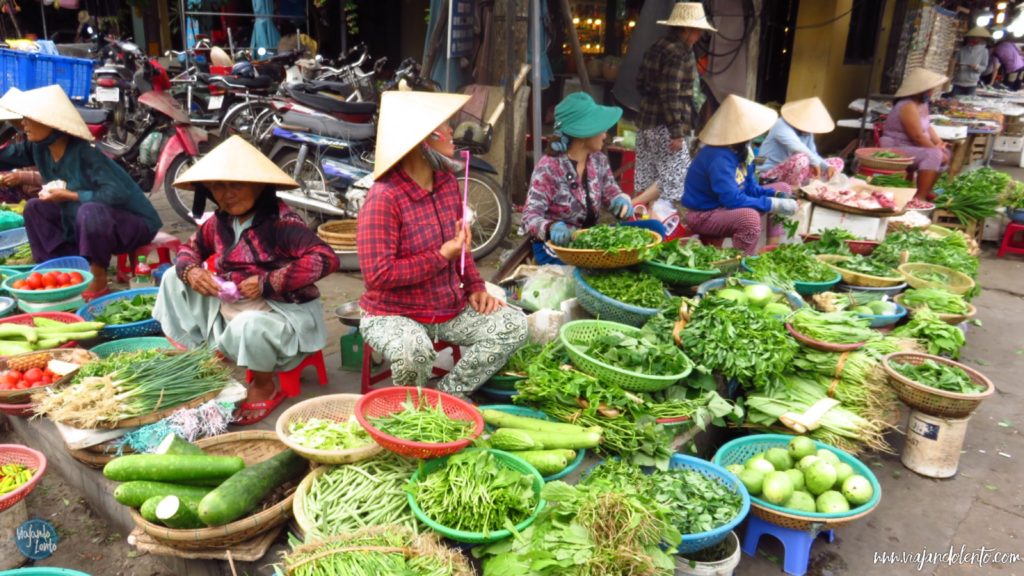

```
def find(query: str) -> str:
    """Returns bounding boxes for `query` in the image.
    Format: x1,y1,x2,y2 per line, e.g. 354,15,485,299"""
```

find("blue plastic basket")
90,336,175,358
855,302,907,328
0,49,95,100
695,277,805,311
0,569,93,576
0,227,27,259
76,287,160,339
668,454,751,554
573,268,664,328
32,256,89,272
479,404,587,482
835,282,907,298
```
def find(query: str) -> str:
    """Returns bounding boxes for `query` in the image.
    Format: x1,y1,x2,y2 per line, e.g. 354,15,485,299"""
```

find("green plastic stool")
340,328,364,371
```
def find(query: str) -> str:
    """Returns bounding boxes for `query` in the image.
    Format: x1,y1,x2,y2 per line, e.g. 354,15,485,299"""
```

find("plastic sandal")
82,286,112,302
233,389,287,426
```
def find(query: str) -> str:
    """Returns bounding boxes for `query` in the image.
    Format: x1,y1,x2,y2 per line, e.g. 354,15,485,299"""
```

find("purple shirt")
880,100,930,149
993,41,1024,74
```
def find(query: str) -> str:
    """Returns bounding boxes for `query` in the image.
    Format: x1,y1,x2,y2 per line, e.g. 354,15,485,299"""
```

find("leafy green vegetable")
891,359,983,394
836,254,900,277
94,294,157,325
869,174,915,188
871,229,978,297
569,225,652,251
935,167,1008,225
287,416,373,451
789,309,879,344
583,270,669,309
873,150,904,159
369,392,474,444
892,308,965,359
806,228,855,256
901,288,968,314
500,343,544,375
583,328,692,375
643,238,740,269
1003,180,1024,210
742,244,836,285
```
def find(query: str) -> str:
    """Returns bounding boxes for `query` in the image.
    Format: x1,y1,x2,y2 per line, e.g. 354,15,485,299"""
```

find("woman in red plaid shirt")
357,92,527,397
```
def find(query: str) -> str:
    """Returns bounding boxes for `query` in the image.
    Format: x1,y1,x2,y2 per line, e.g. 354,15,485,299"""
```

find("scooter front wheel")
164,155,201,226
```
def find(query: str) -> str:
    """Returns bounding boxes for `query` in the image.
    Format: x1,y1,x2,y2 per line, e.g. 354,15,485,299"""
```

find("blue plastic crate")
0,49,94,100
32,256,89,272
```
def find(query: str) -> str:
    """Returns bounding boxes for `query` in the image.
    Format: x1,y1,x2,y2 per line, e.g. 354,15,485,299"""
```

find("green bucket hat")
554,92,623,138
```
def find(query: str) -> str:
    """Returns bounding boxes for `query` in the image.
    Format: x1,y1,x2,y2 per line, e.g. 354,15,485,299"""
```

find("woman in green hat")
522,92,656,264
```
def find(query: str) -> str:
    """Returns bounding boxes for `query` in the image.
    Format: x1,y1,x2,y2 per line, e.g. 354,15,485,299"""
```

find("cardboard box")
807,205,888,241
994,135,1024,152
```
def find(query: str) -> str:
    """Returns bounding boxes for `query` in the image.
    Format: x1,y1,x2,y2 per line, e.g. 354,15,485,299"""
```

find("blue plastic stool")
742,514,835,576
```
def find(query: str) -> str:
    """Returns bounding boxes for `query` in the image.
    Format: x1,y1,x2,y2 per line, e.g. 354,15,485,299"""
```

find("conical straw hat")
0,85,93,141
781,97,835,134
210,46,234,67
698,94,778,146
173,135,298,190
894,68,948,98
373,91,471,179
0,88,23,122
965,26,992,39
658,2,717,31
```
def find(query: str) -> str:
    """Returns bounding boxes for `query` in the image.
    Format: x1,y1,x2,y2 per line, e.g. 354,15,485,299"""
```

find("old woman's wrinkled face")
207,181,264,216
21,118,53,143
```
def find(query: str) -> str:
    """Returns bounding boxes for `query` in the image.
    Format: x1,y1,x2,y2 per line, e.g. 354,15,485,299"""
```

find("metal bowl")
335,301,362,327
336,250,360,272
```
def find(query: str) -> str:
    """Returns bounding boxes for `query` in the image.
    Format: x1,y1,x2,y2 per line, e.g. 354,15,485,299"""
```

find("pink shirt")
994,41,1024,74
880,100,930,148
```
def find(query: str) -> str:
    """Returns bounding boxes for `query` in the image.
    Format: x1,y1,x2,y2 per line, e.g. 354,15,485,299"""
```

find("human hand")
469,290,505,315
769,197,798,216
238,275,262,300
39,189,76,202
187,267,221,297
827,166,837,179
668,138,684,153
0,172,21,187
808,165,821,179
610,195,634,219
549,221,574,246
439,220,470,260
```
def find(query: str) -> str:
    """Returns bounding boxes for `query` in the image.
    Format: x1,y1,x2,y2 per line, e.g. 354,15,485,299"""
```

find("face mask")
745,145,755,165
38,130,63,146
921,93,932,104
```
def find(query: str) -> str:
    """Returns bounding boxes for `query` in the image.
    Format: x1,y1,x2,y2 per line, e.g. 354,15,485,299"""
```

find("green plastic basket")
574,269,664,328
741,257,841,295
712,434,881,530
2,268,93,303
90,337,175,358
407,448,546,543
559,320,693,392
479,404,587,482
640,260,722,286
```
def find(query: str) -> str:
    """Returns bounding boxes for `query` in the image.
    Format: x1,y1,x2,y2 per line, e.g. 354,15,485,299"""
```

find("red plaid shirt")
358,168,486,318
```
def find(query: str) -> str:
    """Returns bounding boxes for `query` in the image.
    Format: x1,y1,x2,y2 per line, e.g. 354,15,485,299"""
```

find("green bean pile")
370,393,474,444
301,454,420,539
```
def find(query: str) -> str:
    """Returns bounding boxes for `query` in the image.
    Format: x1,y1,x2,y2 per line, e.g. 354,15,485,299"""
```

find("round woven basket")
317,220,358,250
815,255,904,288
785,323,866,352
898,263,975,295
68,437,133,469
882,353,994,418
0,348,96,404
546,229,662,269
855,147,913,170
128,431,299,549
893,294,977,325
275,394,383,465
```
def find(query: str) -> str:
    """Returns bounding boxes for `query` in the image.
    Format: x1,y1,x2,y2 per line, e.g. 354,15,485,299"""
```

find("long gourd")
155,496,205,529
154,433,205,456
113,481,212,507
198,449,306,526
490,427,601,450
481,409,600,435
103,454,245,482
140,496,163,523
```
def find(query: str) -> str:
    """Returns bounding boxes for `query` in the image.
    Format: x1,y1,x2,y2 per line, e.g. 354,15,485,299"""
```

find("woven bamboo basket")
893,294,977,325
129,431,299,549
275,394,383,465
546,229,662,269
784,323,866,352
882,353,994,418
317,220,358,249
67,438,132,468
0,348,97,403
291,466,326,542
815,255,904,288
898,263,975,295
855,147,913,170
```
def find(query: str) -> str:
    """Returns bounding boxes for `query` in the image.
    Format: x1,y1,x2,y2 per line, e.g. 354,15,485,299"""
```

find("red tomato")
2,371,20,386
42,276,58,289
57,273,72,286
39,376,51,386
23,368,43,385
25,276,41,290
11,280,26,290
69,272,84,285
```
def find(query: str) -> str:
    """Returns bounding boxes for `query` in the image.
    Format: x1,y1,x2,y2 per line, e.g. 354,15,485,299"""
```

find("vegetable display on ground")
788,309,879,345
93,294,157,324
892,308,965,359
742,244,837,286
900,288,969,314
643,238,740,269
369,392,475,444
582,270,669,309
10,270,85,291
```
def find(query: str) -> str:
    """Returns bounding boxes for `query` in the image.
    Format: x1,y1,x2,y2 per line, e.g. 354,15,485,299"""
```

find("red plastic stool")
361,341,461,394
998,222,1024,258
116,232,183,282
856,165,904,178
245,350,329,398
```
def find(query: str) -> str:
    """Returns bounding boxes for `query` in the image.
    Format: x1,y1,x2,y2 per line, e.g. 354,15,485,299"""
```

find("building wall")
785,0,898,151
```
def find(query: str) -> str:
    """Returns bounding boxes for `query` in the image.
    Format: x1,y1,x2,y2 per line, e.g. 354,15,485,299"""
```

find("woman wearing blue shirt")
682,95,797,255
757,97,843,187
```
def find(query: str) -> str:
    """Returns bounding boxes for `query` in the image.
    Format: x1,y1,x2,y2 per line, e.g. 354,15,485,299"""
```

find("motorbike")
90,34,149,145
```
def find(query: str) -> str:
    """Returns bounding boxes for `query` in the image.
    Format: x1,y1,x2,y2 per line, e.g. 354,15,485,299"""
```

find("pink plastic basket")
0,444,47,512
354,387,483,459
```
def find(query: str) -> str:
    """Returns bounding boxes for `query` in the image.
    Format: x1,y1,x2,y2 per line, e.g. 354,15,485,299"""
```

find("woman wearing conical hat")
879,68,950,205
681,95,797,255
757,97,844,188
357,91,527,398
0,85,162,300
152,136,340,425
952,27,992,97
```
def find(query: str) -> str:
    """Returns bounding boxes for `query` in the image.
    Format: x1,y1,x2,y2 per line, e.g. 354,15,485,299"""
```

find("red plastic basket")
0,444,47,512
354,387,484,459
0,401,33,416
0,312,86,355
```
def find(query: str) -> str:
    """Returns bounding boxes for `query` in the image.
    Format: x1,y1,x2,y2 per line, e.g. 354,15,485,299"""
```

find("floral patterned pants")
360,305,527,396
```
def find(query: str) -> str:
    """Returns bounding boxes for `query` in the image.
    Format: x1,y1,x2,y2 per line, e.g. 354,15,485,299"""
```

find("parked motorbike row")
74,36,510,260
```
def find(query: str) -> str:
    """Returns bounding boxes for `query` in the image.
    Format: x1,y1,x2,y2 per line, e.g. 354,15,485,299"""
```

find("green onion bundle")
789,309,880,344
901,288,969,314
369,392,474,444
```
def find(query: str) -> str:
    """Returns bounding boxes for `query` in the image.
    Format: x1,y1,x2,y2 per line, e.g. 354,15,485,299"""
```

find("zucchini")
113,481,212,508
103,454,245,482
156,496,205,529
154,433,206,456
0,341,33,355
482,409,599,435
140,495,163,524
198,449,306,527
0,324,37,343
511,449,574,476
490,428,537,451
491,427,601,450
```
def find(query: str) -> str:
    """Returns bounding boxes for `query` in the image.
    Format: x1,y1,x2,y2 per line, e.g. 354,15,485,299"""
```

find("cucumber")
198,449,306,527
113,481,212,508
481,409,599,435
490,427,601,450
156,496,205,529
511,449,574,476
140,495,164,524
154,434,206,456
103,454,245,482
490,428,537,451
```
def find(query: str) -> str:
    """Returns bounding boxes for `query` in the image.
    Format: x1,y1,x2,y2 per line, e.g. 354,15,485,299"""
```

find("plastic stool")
361,341,461,394
997,222,1024,258
116,232,183,283
856,165,904,178
742,515,835,576
245,350,328,398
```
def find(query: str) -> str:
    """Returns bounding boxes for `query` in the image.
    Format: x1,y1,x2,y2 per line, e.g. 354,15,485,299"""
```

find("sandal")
82,287,112,302
233,390,287,426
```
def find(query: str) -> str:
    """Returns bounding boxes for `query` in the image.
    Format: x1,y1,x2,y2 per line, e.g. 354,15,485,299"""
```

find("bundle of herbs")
369,392,475,444
872,229,978,279
1003,180,1024,210
569,225,653,251
583,270,669,309
472,480,679,576
281,526,473,576
681,296,798,394
935,167,1008,225
499,342,544,376
900,288,969,314
33,349,230,428
892,308,965,359
644,238,741,270
835,254,900,278
788,309,880,345
890,359,985,394
741,244,837,285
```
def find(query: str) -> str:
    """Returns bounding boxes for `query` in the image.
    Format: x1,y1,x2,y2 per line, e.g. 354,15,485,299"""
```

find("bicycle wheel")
221,101,271,141
276,150,332,227
461,171,510,260
164,154,201,225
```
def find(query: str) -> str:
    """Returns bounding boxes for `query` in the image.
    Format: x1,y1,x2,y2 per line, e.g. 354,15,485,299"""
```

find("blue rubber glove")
549,221,574,246
769,197,798,216
610,195,634,220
